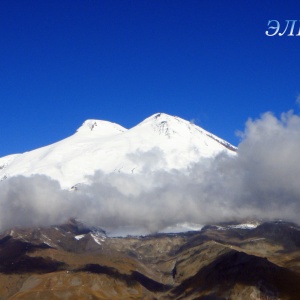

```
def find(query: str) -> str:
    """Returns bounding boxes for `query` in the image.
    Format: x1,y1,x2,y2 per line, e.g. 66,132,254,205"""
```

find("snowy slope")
0,113,236,188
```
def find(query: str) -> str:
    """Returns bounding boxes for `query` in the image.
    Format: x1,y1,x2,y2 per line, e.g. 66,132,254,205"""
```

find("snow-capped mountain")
0,113,236,188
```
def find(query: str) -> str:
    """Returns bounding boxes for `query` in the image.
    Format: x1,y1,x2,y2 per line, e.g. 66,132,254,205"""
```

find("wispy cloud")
296,94,300,106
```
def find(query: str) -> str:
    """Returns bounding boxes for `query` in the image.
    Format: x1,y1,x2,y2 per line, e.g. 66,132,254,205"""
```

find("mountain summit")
0,113,236,188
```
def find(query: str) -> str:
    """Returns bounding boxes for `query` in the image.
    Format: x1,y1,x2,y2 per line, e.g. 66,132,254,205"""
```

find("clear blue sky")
1,0,300,156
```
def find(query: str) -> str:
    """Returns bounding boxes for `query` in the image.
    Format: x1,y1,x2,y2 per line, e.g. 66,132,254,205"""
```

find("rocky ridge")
1,220,300,299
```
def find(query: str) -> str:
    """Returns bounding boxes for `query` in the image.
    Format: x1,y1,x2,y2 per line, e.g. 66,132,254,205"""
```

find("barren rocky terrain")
1,219,300,299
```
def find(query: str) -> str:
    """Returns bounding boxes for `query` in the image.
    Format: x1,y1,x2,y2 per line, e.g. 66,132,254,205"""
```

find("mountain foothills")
1,219,300,299
0,113,236,189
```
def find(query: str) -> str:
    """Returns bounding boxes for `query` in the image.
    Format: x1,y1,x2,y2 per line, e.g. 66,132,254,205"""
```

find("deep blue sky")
1,0,300,156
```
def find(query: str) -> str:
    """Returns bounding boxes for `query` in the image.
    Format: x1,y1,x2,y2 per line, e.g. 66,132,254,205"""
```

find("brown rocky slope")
1,219,300,299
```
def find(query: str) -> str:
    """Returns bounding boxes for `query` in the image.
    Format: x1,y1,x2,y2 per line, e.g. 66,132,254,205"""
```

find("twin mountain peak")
0,113,236,188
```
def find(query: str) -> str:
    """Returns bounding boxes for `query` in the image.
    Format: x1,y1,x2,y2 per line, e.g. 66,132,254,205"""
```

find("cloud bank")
1,111,300,235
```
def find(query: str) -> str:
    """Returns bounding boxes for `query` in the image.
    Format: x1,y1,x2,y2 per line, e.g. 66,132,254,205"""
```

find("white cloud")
296,94,300,106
